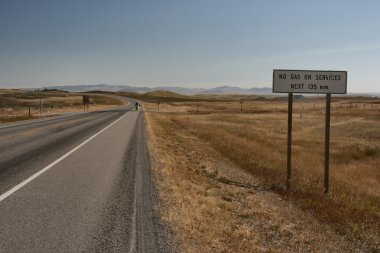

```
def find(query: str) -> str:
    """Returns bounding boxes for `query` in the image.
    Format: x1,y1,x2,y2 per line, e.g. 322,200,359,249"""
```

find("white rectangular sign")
273,69,347,94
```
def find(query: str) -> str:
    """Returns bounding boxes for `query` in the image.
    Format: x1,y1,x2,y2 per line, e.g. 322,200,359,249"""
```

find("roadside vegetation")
144,93,380,252
0,89,123,123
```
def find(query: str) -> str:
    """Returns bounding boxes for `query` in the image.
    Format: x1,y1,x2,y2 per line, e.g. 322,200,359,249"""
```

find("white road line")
0,97,131,130
0,105,129,130
0,112,86,130
0,111,130,203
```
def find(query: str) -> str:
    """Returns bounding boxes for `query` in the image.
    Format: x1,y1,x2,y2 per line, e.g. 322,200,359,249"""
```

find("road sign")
273,69,347,94
82,95,90,112
272,69,348,194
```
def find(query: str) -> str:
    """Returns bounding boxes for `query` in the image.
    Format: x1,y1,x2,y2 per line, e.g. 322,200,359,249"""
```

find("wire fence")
143,100,380,114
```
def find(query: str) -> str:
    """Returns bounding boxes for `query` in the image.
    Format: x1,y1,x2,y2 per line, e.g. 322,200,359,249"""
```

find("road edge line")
0,111,130,202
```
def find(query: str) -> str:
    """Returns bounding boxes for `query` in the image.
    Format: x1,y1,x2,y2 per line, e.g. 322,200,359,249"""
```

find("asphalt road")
0,99,171,252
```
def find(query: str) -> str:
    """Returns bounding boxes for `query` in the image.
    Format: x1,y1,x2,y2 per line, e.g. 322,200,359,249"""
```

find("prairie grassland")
0,89,123,123
145,96,380,252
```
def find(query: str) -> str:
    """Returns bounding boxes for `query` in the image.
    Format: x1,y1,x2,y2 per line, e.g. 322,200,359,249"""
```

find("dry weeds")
145,96,380,252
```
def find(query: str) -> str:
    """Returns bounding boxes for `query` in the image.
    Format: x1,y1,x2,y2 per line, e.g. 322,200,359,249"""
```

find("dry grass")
145,96,380,252
0,89,123,123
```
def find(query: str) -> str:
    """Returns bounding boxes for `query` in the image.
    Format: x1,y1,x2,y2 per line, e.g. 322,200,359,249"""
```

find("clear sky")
1,0,379,92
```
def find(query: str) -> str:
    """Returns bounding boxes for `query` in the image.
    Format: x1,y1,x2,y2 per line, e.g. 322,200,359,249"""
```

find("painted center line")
0,111,130,203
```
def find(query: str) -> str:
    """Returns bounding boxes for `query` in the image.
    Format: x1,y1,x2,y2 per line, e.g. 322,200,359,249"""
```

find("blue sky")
0,0,379,92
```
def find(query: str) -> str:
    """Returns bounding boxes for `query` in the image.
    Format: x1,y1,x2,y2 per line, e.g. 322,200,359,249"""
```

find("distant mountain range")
43,84,380,96
45,84,273,95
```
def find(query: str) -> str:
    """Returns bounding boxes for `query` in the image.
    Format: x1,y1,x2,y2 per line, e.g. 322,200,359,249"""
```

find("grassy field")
0,89,123,123
145,95,380,252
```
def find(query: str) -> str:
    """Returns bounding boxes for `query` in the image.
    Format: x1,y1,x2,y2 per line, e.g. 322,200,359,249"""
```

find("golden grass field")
144,95,380,252
0,89,123,123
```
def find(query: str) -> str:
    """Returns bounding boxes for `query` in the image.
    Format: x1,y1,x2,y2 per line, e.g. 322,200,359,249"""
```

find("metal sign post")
273,69,347,193
287,93,293,189
324,93,331,194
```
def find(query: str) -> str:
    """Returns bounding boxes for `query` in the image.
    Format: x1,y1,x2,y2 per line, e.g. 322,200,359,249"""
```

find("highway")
0,99,170,252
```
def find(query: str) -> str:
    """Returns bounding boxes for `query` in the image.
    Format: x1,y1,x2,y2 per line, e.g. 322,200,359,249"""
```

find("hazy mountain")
45,84,273,95
148,86,208,95
46,84,128,92
203,86,272,94
347,92,380,97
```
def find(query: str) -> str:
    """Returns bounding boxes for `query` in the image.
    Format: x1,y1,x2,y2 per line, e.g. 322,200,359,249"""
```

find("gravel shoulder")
90,112,175,252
